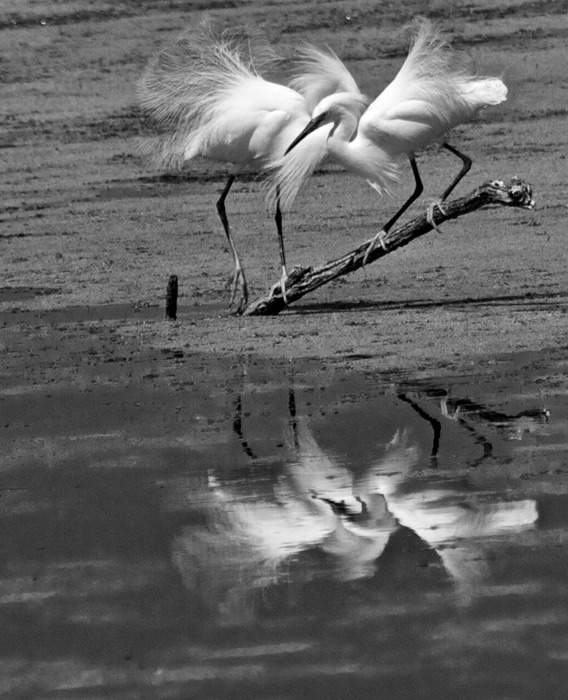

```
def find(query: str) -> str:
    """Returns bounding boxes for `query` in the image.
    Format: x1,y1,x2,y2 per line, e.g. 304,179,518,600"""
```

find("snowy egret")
278,18,507,261
138,20,366,311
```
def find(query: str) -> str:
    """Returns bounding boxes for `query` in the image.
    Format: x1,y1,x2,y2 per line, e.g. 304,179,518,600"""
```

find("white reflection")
205,471,337,568
356,431,538,602
173,413,538,619
291,421,398,582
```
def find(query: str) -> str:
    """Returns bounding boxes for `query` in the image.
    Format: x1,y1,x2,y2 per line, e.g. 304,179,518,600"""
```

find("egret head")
285,91,368,154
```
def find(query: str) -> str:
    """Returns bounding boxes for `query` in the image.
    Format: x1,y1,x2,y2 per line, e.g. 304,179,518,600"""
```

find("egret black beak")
285,112,330,154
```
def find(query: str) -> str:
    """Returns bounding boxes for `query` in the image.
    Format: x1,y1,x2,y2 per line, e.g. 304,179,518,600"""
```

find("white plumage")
276,18,508,258
138,20,366,310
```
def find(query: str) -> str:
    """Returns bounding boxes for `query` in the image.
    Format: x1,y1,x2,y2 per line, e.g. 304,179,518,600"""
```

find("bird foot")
268,268,289,305
228,267,248,315
426,199,447,233
363,229,389,265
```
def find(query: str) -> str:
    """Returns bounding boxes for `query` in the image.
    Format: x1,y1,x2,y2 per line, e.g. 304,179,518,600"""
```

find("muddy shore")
1,2,568,696
2,0,567,384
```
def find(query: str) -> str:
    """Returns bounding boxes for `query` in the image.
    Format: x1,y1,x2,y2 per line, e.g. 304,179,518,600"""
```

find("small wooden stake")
165,274,178,320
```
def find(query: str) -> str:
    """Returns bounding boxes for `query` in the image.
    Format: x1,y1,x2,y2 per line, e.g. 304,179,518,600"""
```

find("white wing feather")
264,44,365,211
363,18,507,132
265,125,333,212
138,19,280,169
288,44,362,112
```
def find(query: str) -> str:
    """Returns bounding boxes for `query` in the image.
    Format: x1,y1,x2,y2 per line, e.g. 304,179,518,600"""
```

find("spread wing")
287,43,362,112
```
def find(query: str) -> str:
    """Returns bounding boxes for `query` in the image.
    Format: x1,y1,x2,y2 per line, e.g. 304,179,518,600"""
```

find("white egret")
278,18,508,261
138,20,366,311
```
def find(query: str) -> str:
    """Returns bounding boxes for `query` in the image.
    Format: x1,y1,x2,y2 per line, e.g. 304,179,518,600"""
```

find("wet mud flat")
2,0,568,696
2,302,568,698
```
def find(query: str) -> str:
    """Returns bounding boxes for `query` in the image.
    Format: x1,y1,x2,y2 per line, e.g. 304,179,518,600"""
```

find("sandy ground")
1,0,567,384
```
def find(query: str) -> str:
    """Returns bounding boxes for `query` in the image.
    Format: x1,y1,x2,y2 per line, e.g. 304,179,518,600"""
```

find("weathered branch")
242,177,534,316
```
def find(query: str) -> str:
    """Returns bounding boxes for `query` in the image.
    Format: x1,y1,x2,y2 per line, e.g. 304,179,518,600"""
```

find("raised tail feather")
460,77,508,109
396,18,507,121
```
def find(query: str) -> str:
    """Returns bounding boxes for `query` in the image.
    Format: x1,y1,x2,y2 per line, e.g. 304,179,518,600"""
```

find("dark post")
165,275,178,320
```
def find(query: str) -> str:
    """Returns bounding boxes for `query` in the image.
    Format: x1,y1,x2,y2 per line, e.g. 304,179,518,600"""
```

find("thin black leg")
383,155,424,233
269,185,289,303
440,142,472,201
216,174,248,312
275,189,286,275
363,156,423,262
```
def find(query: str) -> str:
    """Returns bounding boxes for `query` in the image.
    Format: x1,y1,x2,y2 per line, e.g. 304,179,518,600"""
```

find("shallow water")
1,345,567,698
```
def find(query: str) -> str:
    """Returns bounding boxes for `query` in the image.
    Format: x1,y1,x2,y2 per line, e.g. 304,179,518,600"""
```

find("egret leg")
440,142,472,201
268,188,289,304
363,156,423,264
216,174,248,313
427,142,472,230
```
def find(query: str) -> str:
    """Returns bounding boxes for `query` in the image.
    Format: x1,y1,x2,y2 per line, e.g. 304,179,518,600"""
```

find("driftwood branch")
242,177,534,316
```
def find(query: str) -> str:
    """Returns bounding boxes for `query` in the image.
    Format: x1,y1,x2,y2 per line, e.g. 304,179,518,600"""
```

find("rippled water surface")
2,346,567,698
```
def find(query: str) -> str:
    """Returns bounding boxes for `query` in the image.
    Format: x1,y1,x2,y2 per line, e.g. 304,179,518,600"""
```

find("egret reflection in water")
172,389,539,622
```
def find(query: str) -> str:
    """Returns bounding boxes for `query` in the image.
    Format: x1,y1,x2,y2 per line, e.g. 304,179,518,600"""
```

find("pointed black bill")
285,112,329,154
